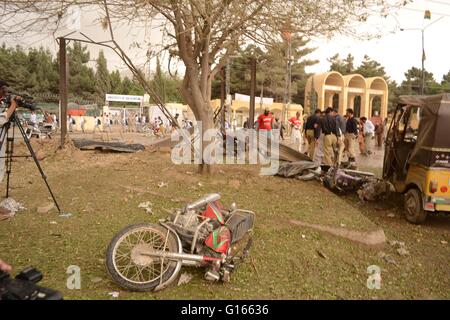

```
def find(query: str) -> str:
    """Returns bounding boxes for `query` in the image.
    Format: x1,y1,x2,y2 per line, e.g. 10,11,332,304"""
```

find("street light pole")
400,14,444,95
421,29,425,95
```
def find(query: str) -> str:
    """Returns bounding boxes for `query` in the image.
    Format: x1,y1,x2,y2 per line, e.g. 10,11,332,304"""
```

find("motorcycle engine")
177,210,214,240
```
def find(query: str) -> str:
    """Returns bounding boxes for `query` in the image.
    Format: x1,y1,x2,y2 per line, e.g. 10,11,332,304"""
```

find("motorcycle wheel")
106,223,181,292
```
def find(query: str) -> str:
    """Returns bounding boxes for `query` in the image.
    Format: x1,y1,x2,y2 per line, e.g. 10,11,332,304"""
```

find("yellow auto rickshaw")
383,93,450,224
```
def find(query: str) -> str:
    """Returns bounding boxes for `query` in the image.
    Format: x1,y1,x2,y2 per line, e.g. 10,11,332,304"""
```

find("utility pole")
220,67,226,133
421,29,425,95
249,57,256,129
59,38,68,147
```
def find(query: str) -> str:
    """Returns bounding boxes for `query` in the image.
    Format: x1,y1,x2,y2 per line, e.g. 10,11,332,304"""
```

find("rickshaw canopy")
399,93,450,167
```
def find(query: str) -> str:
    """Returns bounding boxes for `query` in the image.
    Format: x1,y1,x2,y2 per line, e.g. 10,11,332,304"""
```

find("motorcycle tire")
106,223,181,292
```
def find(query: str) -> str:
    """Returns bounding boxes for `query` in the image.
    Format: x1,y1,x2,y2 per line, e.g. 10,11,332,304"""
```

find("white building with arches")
304,72,388,118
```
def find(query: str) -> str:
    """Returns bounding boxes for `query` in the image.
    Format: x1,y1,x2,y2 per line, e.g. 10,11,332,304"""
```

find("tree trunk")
180,70,216,175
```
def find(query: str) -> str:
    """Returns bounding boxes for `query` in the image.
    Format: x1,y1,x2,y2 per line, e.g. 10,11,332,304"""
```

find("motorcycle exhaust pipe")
141,249,223,263
185,193,221,212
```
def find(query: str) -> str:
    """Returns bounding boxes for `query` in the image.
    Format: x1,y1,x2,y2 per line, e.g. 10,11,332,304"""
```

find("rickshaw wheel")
404,188,427,224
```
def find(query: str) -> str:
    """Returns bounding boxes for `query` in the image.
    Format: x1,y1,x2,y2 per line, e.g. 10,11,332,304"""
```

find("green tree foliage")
328,53,355,75
212,37,317,105
149,56,184,103
399,66,441,95
440,70,450,93
95,50,111,100
67,42,96,102
355,55,386,78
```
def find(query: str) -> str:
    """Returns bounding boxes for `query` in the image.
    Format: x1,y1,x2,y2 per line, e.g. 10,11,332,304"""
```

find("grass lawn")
0,140,449,299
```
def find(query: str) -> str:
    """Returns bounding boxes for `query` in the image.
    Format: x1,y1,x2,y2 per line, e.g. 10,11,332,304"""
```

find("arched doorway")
354,96,361,118
371,96,381,116
332,94,340,110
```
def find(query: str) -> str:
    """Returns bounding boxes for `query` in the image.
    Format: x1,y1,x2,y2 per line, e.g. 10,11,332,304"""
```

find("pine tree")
355,55,385,78
95,50,111,101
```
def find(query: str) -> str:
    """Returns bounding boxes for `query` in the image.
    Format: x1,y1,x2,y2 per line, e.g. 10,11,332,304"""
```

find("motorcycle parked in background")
106,193,255,292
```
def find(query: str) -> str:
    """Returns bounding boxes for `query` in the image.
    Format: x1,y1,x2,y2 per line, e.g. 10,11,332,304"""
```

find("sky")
7,0,450,84
305,0,450,83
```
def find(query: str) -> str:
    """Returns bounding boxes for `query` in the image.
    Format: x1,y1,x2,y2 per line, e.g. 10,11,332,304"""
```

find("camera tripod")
0,111,61,212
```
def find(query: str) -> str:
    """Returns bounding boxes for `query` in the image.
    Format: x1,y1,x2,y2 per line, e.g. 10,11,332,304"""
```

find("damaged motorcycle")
105,193,255,292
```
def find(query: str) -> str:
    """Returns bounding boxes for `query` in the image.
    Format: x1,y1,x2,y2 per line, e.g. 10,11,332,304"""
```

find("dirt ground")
0,136,449,300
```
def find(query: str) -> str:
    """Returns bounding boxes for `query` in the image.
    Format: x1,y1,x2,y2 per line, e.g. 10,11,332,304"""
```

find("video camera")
2,92,37,111
0,267,63,300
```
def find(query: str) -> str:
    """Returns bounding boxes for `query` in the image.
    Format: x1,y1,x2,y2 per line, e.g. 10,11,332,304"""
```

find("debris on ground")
37,202,55,214
59,213,73,218
49,221,57,225
387,213,396,218
90,277,103,283
358,179,393,201
73,139,145,153
397,247,410,256
158,181,168,188
138,201,153,214
108,291,119,299
382,254,397,265
177,272,194,286
316,249,328,260
0,198,26,219
441,240,448,245
276,161,319,180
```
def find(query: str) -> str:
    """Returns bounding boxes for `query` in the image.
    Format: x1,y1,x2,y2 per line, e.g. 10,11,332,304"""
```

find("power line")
426,0,450,7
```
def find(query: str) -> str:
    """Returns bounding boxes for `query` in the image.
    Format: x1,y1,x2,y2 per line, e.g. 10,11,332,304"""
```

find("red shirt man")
257,110,273,131
288,114,302,130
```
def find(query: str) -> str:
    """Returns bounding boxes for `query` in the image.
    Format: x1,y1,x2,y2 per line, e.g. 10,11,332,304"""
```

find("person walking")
305,109,321,159
68,115,74,132
80,116,86,133
361,117,375,156
288,111,303,152
344,108,358,168
135,114,141,132
317,107,341,172
93,116,101,133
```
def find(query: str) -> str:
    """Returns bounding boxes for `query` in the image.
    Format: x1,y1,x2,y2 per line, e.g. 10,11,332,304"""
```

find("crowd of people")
250,107,387,171
63,108,192,137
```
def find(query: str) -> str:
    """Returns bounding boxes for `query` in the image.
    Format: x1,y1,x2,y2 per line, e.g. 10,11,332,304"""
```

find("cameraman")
0,80,19,183
0,80,19,123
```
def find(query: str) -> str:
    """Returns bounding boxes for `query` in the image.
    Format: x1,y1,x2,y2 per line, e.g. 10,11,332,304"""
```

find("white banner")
105,94,143,103
234,93,273,105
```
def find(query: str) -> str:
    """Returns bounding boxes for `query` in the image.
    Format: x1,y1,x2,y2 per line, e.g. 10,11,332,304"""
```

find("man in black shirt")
304,109,321,159
344,108,358,167
318,107,341,171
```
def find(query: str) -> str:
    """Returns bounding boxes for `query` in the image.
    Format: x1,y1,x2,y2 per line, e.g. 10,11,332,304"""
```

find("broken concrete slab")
290,219,386,246
73,139,145,153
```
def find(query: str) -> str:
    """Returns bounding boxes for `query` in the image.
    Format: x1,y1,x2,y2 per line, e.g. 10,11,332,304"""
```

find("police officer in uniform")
316,107,341,172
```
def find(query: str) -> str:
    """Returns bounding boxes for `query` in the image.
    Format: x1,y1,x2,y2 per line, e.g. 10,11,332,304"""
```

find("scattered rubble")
138,201,153,215
108,291,119,299
0,198,26,219
397,247,410,256
177,272,194,286
158,181,169,188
